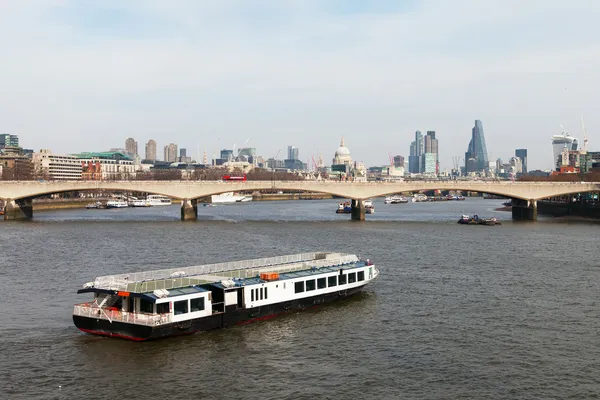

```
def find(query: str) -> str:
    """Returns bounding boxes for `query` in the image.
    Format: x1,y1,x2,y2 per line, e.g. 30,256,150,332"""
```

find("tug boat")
73,252,379,341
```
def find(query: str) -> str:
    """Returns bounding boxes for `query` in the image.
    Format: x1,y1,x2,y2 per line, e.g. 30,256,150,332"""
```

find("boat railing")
73,303,172,326
93,252,353,291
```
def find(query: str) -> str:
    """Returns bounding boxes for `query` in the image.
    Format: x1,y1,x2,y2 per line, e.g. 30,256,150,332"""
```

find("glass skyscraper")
464,120,489,173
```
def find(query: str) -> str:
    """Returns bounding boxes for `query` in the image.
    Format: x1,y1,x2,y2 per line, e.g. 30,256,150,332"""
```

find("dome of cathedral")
332,137,352,165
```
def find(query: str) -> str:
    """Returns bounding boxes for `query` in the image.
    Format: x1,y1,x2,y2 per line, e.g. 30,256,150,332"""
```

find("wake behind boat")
73,252,379,341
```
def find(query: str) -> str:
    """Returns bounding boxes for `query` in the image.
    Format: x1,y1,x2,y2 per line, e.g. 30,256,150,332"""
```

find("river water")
1,198,600,399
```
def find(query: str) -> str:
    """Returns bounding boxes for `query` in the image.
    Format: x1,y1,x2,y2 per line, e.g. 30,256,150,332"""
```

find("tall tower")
145,139,157,161
424,131,439,175
409,130,424,173
164,143,178,163
464,120,489,173
125,138,138,157
515,149,527,173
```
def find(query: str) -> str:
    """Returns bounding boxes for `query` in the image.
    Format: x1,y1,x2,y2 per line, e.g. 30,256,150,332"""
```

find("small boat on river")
336,201,352,213
73,252,379,341
85,201,103,209
458,215,501,225
364,199,375,214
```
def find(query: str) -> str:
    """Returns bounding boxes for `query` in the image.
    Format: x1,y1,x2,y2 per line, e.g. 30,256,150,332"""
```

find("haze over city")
1,0,600,170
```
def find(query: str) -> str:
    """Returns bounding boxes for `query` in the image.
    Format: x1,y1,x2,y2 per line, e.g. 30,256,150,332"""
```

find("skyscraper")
145,139,157,161
287,146,299,161
180,148,186,158
464,120,489,173
423,131,439,175
515,149,527,173
164,143,178,163
409,130,424,173
125,138,138,157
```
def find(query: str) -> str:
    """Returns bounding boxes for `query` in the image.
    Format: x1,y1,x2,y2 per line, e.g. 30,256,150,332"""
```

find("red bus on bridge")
222,174,247,181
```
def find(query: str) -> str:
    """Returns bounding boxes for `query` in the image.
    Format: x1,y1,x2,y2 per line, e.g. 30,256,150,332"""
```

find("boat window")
264,287,268,299
295,281,304,293
260,288,264,300
251,289,254,302
328,276,337,287
306,279,316,291
156,303,169,314
317,278,326,289
174,300,188,315
357,271,365,281
348,273,356,284
140,298,154,314
339,274,347,285
190,297,205,312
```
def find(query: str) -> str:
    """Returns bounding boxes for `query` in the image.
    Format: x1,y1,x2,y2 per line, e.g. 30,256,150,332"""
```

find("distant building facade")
32,149,82,180
73,151,136,180
164,143,178,163
423,130,439,175
125,138,138,157
0,134,19,149
515,149,527,173
145,139,157,161
409,130,423,174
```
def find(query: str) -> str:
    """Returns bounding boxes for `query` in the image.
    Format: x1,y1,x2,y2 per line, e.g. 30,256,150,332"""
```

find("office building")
287,146,299,161
164,143,178,163
0,134,19,149
515,149,527,173
464,120,489,173
145,140,157,161
409,130,424,174
125,138,138,157
32,149,82,180
423,130,439,175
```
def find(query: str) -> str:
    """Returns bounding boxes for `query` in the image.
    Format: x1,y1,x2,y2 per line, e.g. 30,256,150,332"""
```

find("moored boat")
458,215,501,225
105,200,129,208
85,201,103,209
384,195,408,204
146,195,172,206
364,199,375,214
73,252,379,341
411,193,428,202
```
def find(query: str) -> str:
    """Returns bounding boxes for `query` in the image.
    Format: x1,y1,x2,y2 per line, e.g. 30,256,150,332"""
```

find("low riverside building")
32,149,82,180
0,154,34,180
73,151,137,181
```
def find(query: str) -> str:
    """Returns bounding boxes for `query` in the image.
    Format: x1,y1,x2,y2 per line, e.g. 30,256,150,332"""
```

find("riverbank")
29,193,332,211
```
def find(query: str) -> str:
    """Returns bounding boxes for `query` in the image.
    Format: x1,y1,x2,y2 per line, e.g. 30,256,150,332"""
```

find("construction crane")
580,114,589,154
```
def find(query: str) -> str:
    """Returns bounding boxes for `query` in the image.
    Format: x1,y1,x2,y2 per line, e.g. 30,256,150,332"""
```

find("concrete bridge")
1,180,598,221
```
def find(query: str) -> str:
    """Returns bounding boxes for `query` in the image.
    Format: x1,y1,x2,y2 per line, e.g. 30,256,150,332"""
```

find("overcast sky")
1,0,599,171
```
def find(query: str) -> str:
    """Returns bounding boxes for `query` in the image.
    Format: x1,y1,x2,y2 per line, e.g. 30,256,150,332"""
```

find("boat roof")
81,252,361,294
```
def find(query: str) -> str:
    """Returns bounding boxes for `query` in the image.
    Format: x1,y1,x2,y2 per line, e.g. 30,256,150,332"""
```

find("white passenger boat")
105,200,129,208
411,193,428,202
384,195,408,204
146,195,172,206
211,192,252,204
130,199,152,207
73,252,379,341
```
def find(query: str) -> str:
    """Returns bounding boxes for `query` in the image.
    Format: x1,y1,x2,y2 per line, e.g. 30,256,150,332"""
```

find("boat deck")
87,252,362,294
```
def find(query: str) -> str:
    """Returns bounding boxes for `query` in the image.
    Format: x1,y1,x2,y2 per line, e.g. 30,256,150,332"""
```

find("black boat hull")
74,285,366,341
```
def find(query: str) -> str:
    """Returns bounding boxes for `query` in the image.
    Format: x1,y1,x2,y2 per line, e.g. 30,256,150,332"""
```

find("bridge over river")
1,180,598,221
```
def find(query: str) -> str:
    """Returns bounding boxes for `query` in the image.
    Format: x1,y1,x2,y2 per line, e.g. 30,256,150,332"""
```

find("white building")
32,149,82,180
73,151,137,180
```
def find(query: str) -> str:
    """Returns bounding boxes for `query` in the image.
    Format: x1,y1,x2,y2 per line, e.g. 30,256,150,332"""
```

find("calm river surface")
1,198,600,399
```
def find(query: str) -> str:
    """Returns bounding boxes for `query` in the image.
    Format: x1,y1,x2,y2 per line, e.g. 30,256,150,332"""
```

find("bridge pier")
180,199,197,221
511,198,537,221
351,199,365,221
3,198,33,220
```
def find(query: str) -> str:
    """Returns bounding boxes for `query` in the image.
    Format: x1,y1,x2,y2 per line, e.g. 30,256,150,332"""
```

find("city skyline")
1,1,599,170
